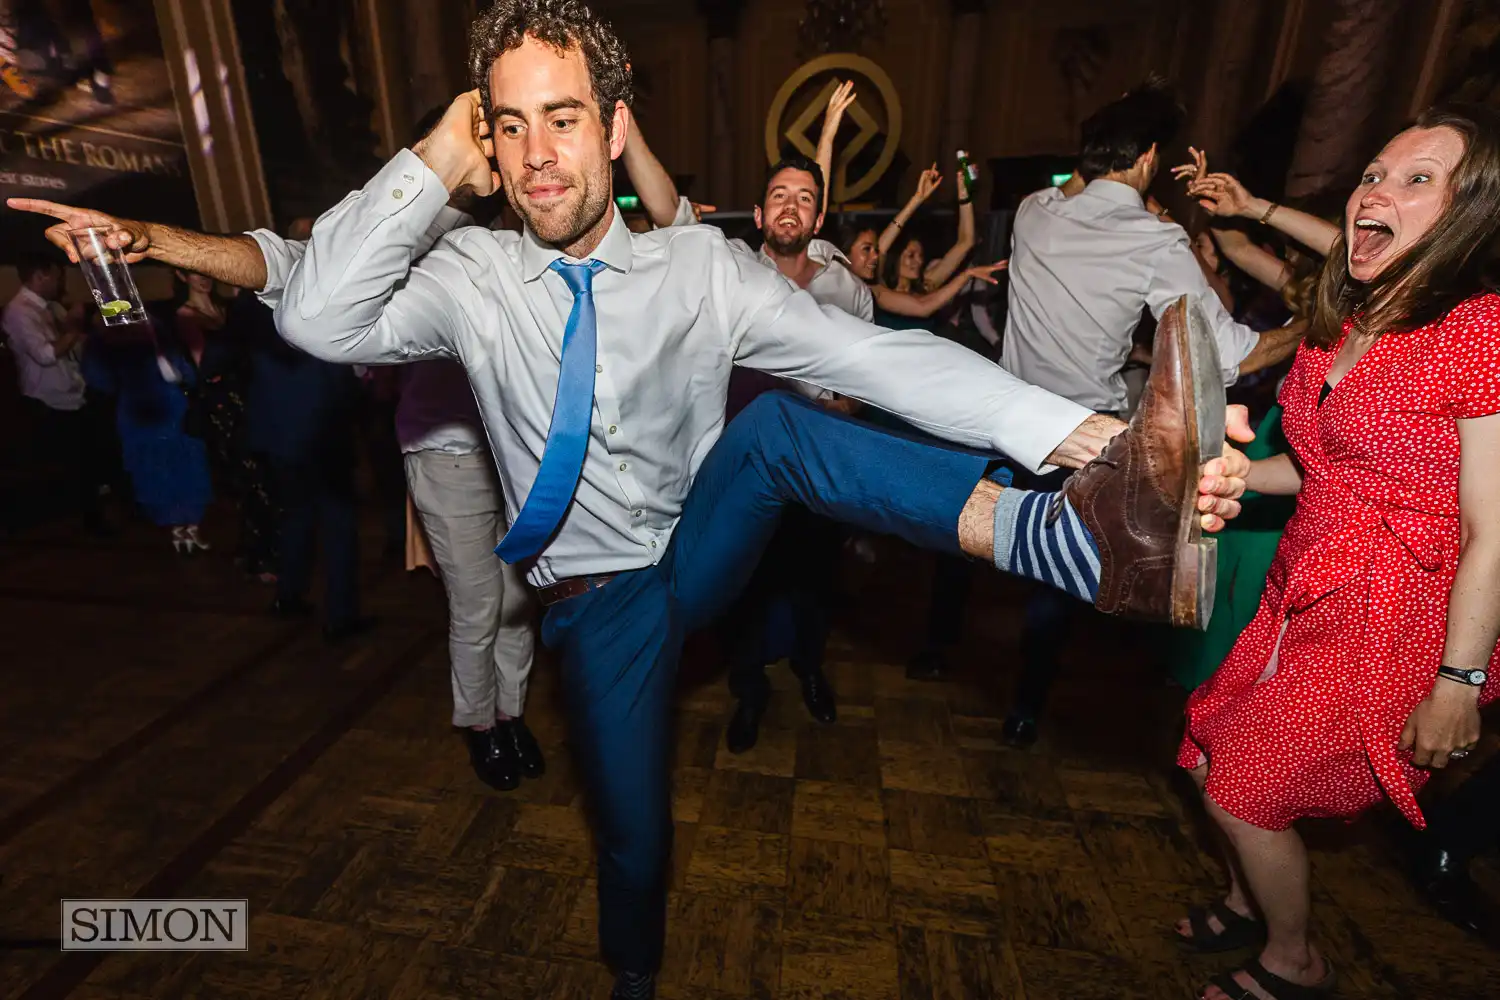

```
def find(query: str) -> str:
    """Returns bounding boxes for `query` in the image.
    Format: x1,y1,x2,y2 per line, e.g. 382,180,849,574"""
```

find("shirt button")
619,462,628,472
650,540,657,549
608,425,618,435
392,189,404,200
595,364,603,373
402,172,416,183
633,509,643,517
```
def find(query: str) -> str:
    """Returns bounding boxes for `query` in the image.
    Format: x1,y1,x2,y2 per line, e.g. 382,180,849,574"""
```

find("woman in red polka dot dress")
1173,104,1500,1000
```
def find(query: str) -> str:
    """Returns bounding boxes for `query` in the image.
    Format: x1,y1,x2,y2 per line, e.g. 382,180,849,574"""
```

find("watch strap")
1437,665,1486,686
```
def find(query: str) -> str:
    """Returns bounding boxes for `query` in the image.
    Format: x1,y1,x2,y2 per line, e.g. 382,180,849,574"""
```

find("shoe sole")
1170,296,1225,631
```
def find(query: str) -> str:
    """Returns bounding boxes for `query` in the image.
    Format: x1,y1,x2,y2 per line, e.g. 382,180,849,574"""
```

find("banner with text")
1,0,197,259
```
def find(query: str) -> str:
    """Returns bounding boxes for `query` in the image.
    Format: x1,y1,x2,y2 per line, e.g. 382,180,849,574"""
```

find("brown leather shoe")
1062,295,1225,629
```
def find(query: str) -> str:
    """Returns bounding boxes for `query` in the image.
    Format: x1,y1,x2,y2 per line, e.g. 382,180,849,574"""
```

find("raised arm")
1184,171,1338,256
872,261,1006,318
621,122,682,229
878,164,941,259
815,81,857,217
1400,410,1500,768
8,198,271,290
922,164,977,288
275,91,496,365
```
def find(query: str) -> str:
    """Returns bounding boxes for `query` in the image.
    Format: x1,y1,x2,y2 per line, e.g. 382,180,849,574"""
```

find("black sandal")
1205,957,1337,1000
1178,900,1266,953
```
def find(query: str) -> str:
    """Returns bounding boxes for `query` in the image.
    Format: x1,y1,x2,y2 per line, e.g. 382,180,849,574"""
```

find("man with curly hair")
10,4,1252,995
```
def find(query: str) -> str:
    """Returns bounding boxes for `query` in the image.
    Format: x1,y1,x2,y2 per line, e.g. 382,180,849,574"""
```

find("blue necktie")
495,259,607,563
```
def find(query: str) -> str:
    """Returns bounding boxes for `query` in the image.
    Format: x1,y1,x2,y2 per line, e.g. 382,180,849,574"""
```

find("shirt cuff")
1005,387,1096,474
246,229,297,308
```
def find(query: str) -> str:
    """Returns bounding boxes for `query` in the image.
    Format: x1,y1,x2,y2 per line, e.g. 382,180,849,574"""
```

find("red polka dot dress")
1178,294,1500,831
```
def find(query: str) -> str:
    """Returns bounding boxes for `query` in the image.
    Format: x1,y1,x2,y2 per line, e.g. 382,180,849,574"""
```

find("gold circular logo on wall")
764,54,902,204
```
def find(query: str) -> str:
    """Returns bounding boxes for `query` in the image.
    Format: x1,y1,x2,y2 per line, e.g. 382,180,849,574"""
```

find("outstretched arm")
923,165,977,288
9,198,271,290
872,261,1006,318
1210,226,1291,291
621,122,682,229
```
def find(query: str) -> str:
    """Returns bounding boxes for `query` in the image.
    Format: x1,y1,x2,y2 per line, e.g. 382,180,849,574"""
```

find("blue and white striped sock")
991,488,1100,603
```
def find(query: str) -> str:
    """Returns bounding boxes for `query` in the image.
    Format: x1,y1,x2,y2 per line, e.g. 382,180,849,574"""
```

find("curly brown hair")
468,0,633,138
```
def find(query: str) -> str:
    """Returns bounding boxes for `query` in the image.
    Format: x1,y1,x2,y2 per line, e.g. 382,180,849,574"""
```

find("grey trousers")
405,449,536,724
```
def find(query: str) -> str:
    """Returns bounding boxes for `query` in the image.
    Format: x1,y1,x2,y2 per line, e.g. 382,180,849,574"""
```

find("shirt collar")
1082,178,1146,209
518,205,635,282
757,238,850,276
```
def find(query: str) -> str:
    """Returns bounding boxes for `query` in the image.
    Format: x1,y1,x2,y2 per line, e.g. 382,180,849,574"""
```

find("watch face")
1472,670,1489,685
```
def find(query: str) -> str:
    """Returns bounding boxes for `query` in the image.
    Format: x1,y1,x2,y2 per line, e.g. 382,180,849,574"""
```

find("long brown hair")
1308,103,1500,348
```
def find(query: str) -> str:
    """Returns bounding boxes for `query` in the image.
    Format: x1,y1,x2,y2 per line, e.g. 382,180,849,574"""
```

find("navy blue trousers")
540,392,992,973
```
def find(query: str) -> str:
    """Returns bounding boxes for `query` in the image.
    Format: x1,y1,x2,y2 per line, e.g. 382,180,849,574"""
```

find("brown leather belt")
536,573,617,607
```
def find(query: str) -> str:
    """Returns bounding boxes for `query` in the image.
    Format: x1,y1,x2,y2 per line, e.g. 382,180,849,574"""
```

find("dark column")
1188,0,1266,161
1284,0,1404,200
939,0,986,166
698,0,744,209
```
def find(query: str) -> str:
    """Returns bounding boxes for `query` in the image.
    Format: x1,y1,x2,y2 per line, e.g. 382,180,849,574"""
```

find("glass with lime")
68,226,148,327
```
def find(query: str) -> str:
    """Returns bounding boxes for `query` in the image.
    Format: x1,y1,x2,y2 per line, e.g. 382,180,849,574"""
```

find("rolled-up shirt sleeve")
721,246,1093,472
1147,236,1258,386
272,150,484,366
668,196,697,228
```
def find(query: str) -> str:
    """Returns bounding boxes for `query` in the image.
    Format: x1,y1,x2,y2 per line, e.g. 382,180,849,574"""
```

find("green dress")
1168,405,1296,689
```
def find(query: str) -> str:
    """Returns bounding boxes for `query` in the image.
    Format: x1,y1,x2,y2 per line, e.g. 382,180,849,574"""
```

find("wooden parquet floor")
2,508,1499,1000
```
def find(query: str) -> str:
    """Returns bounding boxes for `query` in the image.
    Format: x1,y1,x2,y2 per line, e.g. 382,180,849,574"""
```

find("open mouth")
1350,218,1394,264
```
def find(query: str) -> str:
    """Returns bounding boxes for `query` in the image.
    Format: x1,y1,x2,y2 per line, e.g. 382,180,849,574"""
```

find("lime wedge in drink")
99,299,134,318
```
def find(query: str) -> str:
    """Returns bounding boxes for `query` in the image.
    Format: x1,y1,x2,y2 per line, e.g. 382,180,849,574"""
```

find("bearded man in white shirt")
12,5,1254,997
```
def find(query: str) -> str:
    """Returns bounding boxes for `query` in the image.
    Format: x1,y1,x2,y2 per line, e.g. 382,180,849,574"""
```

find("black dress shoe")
906,646,949,682
611,971,655,1000
1001,714,1038,748
496,718,546,779
463,727,520,792
798,668,837,724
323,616,378,643
1411,845,1489,936
726,698,766,754
270,596,314,619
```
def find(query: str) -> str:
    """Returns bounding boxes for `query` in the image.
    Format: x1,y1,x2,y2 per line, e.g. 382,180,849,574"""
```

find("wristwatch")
1437,664,1489,686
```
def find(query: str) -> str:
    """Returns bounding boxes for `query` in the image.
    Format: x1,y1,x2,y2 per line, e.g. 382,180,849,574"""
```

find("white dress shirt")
724,237,875,402
727,238,874,324
1001,179,1258,413
261,149,1091,587
3,287,85,410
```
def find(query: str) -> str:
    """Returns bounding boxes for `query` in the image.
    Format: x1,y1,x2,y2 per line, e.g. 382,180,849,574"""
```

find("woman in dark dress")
171,273,277,579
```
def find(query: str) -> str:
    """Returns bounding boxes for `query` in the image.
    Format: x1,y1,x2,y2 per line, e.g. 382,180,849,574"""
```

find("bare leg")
1202,792,1328,1000
958,478,1002,558
1175,762,1256,939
